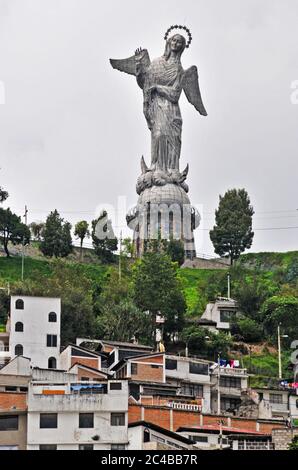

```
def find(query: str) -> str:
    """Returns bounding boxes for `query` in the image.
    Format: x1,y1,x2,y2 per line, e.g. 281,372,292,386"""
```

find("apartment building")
27,379,129,450
165,355,212,414
9,296,61,369
210,364,249,414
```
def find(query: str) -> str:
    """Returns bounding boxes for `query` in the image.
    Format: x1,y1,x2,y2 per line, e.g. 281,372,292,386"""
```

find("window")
111,444,126,450
14,344,23,356
48,312,57,323
165,359,177,370
81,377,90,382
151,365,159,369
131,363,138,375
111,413,125,426
269,393,283,404
48,357,57,369
79,444,94,450
47,335,57,347
221,397,241,411
5,386,17,392
181,383,203,397
15,322,23,332
220,376,241,388
79,413,94,429
189,362,209,375
189,435,208,443
220,310,235,323
15,299,24,310
39,445,57,450
110,382,122,390
296,399,298,409
40,413,57,429
0,415,18,431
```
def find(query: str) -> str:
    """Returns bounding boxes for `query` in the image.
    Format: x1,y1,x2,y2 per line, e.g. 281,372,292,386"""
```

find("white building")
165,355,212,414
9,296,61,370
198,297,238,332
27,379,129,450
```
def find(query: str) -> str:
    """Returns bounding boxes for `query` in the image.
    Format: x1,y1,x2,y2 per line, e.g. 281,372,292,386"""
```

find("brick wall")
128,403,288,435
70,357,99,370
131,363,163,382
0,392,27,412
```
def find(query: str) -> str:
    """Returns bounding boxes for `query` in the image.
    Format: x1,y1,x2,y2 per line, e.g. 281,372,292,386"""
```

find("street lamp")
277,323,289,379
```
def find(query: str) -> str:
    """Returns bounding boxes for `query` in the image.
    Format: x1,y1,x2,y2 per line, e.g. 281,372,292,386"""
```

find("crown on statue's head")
164,25,192,48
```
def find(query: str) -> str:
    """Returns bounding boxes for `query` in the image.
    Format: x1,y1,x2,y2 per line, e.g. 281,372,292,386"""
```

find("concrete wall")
0,413,27,450
27,381,128,449
165,356,210,385
10,296,61,370
272,428,298,450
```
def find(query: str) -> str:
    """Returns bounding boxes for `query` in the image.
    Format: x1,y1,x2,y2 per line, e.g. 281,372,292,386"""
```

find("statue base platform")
127,183,200,259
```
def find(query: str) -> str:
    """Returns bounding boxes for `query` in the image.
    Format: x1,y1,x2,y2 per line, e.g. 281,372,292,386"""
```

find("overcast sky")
0,0,298,255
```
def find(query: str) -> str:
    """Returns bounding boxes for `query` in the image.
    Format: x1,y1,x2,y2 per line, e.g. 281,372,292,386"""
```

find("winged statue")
110,27,207,174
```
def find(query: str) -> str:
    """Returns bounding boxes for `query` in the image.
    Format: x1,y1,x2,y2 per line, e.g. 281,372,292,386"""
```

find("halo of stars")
164,25,192,48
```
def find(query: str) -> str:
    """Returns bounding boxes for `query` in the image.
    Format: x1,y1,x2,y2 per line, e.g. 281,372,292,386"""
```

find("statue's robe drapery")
110,47,207,174
141,57,184,172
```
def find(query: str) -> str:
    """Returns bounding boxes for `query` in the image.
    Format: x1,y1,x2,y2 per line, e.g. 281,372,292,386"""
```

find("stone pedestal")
127,178,200,259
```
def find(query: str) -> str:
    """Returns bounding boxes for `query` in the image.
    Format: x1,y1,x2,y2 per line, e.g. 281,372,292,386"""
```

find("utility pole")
217,352,221,415
21,205,28,282
277,323,289,380
227,273,231,299
278,323,281,379
118,230,122,281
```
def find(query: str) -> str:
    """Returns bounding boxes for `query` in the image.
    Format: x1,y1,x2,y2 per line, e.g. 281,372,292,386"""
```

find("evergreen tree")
132,252,186,340
40,210,73,258
210,188,254,265
0,208,30,257
92,211,118,263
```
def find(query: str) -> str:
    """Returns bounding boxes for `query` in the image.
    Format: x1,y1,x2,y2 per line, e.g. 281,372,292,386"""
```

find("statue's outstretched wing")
110,55,137,76
182,66,207,116
110,49,150,77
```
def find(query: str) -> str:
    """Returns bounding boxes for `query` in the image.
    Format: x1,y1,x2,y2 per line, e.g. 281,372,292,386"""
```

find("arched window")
15,344,23,356
48,312,57,323
15,322,24,332
15,299,24,310
48,357,57,369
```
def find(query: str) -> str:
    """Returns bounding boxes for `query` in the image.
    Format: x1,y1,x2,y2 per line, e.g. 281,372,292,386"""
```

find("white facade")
27,380,129,450
9,296,61,370
165,355,212,414
200,298,238,331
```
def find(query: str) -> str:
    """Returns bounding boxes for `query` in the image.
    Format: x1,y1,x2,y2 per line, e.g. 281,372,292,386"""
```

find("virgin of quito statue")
110,25,207,259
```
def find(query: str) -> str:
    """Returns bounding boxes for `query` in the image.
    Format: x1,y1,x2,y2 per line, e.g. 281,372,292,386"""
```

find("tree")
288,436,298,450
74,220,90,261
0,208,30,257
29,221,45,241
210,189,254,265
0,187,8,203
92,211,118,263
97,299,152,344
262,295,298,342
164,238,185,266
231,316,263,343
132,252,186,340
40,210,73,258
